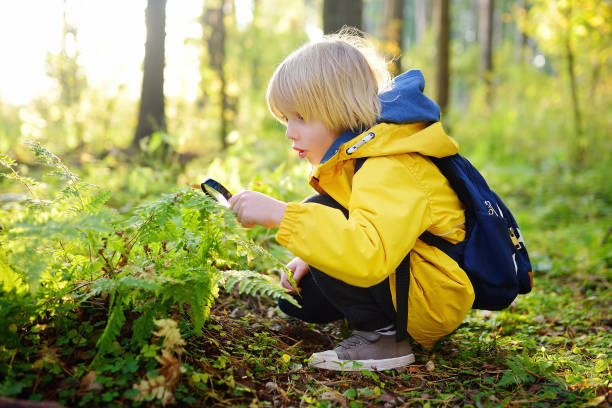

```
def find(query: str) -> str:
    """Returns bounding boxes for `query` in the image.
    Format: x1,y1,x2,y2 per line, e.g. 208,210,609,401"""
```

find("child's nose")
285,125,297,141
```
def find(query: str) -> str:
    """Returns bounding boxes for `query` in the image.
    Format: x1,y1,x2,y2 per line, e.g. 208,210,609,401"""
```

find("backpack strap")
354,157,367,173
419,231,455,254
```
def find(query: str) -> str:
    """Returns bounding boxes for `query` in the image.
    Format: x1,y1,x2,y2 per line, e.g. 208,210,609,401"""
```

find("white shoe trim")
308,350,415,371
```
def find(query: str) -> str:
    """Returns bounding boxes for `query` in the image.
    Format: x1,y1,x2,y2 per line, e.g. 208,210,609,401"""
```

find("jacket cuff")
276,202,301,247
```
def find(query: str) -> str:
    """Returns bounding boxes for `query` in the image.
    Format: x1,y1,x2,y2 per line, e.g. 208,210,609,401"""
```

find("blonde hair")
266,29,391,132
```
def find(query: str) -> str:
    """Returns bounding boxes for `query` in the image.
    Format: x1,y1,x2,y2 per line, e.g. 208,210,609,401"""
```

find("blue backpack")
355,154,533,338
416,155,533,309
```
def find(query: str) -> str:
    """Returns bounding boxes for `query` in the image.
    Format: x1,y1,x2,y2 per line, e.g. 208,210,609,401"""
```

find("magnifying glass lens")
201,178,232,207
203,184,230,207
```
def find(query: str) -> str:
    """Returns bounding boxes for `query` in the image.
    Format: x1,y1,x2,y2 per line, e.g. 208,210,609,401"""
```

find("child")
228,31,474,371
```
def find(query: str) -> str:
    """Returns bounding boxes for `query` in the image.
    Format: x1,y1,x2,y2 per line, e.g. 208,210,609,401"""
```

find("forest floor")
177,274,611,408
2,266,610,408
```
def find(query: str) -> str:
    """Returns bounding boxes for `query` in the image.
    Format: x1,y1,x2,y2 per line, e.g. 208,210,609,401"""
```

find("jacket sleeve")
276,156,433,287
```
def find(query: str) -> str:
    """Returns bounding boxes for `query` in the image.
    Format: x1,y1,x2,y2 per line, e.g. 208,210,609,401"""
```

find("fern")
221,270,298,307
3,144,300,367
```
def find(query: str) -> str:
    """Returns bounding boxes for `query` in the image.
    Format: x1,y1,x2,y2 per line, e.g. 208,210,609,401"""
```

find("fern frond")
183,271,218,332
231,237,288,271
93,298,126,363
83,189,112,214
9,246,49,291
130,193,182,244
89,278,116,297
131,302,159,345
26,141,79,183
0,154,38,198
221,270,298,307
27,141,85,209
0,153,17,168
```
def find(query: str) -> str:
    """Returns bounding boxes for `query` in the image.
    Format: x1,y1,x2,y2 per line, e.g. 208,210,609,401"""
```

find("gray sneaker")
308,330,415,371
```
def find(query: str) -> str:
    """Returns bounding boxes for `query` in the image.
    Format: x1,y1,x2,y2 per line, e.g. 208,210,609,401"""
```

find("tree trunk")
514,0,528,64
414,0,427,42
478,0,494,107
323,0,363,34
383,0,404,76
565,18,584,163
436,0,450,115
202,0,229,150
134,0,167,149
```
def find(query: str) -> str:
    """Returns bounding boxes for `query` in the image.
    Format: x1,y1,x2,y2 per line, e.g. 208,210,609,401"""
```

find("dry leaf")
320,390,349,407
134,375,175,406
156,349,185,389
153,319,186,351
80,370,103,392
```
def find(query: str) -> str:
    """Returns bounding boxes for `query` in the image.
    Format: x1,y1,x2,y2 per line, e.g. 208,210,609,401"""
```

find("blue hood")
320,70,440,164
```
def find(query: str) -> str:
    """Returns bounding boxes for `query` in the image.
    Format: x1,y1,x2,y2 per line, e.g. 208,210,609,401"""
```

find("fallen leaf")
80,370,103,393
156,349,185,389
425,360,435,372
320,390,349,407
379,391,397,403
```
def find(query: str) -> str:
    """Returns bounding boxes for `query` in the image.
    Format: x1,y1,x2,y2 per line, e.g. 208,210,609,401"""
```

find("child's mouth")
293,147,307,159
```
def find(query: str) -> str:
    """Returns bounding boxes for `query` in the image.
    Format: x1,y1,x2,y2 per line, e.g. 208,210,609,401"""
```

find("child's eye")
297,113,304,121
281,114,288,122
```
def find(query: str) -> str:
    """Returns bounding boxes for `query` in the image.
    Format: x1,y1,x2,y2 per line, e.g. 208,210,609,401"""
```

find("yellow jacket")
276,121,475,349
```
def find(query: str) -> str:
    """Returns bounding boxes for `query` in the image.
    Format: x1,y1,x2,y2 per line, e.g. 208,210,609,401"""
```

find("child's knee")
277,296,301,318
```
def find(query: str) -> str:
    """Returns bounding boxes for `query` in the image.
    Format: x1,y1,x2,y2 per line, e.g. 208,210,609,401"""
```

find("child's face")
284,112,340,165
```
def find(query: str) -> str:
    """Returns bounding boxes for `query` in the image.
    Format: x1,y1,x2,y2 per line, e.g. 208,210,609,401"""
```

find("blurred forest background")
0,0,611,406
1,0,610,273
1,0,610,202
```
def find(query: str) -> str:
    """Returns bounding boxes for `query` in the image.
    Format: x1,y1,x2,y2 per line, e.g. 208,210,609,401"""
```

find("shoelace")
337,333,370,350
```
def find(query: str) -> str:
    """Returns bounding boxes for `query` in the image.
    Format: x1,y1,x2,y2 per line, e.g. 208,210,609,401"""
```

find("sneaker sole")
309,353,415,371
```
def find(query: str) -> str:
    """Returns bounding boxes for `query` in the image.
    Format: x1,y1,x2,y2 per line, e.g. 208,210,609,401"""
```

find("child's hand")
228,190,287,228
281,257,310,294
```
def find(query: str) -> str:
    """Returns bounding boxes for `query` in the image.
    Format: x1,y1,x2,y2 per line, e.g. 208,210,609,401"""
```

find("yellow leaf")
281,354,290,364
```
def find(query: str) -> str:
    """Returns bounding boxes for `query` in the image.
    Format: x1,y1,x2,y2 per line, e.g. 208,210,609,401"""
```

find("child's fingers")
228,190,247,209
292,264,310,282
280,272,297,293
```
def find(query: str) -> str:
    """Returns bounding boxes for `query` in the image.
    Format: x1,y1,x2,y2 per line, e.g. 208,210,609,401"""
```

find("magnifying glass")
201,178,233,207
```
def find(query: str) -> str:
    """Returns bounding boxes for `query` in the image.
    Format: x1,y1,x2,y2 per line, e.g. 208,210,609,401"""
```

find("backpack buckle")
509,227,522,250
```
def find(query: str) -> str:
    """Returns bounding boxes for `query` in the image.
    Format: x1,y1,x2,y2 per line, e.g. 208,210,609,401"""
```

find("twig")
0,397,65,408
58,241,71,264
